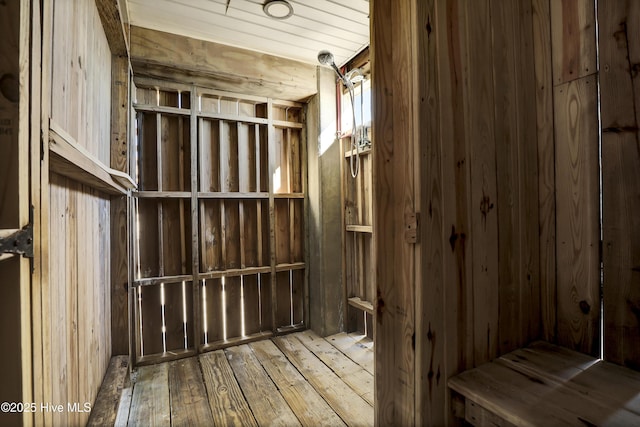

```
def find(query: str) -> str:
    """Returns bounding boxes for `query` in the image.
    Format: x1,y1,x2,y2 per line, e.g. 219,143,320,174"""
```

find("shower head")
317,50,335,66
317,49,352,88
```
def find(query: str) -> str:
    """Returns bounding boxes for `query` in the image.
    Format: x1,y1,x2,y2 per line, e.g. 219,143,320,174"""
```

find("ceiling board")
126,0,370,66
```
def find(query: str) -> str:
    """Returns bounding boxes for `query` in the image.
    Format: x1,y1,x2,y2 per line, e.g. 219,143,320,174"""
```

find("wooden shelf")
346,225,373,233
348,297,374,315
49,120,136,195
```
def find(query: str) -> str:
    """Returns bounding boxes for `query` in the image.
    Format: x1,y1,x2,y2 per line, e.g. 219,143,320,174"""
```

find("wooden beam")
372,0,418,424
95,0,129,57
49,121,136,195
599,0,640,370
129,26,317,101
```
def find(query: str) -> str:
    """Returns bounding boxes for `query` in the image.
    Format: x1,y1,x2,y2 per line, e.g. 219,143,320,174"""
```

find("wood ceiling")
125,0,370,66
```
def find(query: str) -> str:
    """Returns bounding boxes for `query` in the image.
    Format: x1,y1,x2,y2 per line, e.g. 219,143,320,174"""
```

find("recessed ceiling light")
263,0,293,20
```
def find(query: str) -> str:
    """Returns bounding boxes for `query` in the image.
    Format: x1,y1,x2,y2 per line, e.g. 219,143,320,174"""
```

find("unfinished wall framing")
132,79,307,363
342,140,374,337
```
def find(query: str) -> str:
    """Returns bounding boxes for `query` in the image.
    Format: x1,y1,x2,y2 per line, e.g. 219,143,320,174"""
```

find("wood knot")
376,291,385,318
579,300,591,315
449,225,458,251
480,195,494,215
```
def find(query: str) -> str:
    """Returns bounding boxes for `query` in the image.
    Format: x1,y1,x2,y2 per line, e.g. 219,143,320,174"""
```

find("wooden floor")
108,331,374,427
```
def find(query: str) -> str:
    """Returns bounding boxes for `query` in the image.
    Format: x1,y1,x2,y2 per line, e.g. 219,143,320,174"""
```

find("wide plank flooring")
112,331,373,427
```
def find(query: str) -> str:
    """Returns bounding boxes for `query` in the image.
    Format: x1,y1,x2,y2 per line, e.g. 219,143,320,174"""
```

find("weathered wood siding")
550,0,600,357
43,1,114,425
599,0,640,371
374,0,541,425
374,0,640,424
129,26,317,101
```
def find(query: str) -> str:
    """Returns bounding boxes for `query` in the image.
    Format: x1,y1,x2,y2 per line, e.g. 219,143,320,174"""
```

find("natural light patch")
273,166,282,193
202,280,208,344
182,281,188,349
241,276,246,337
289,270,294,325
161,283,167,353
319,121,337,156
222,276,227,341
137,287,144,356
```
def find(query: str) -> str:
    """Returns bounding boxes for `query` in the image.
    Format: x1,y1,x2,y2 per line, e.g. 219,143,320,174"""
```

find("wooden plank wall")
549,0,600,357
371,0,418,425
599,0,640,371
375,0,640,423
373,0,541,425
129,26,316,101
425,0,540,421
41,1,114,425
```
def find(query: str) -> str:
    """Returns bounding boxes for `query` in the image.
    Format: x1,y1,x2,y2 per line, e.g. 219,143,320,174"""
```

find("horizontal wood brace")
275,262,306,272
133,104,191,116
135,191,191,198
273,120,304,129
199,266,272,280
344,146,372,158
200,331,274,352
136,348,196,367
273,193,305,199
197,192,269,199
198,111,268,125
346,225,373,233
133,274,193,287
49,120,136,195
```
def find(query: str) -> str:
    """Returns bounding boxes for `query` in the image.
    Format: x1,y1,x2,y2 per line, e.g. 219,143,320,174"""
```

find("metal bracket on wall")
0,224,34,259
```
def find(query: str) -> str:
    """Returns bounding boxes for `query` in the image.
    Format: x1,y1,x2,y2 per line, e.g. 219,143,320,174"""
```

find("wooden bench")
449,342,640,426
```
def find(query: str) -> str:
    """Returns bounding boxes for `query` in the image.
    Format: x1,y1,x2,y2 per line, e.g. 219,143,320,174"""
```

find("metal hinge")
0,223,34,258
